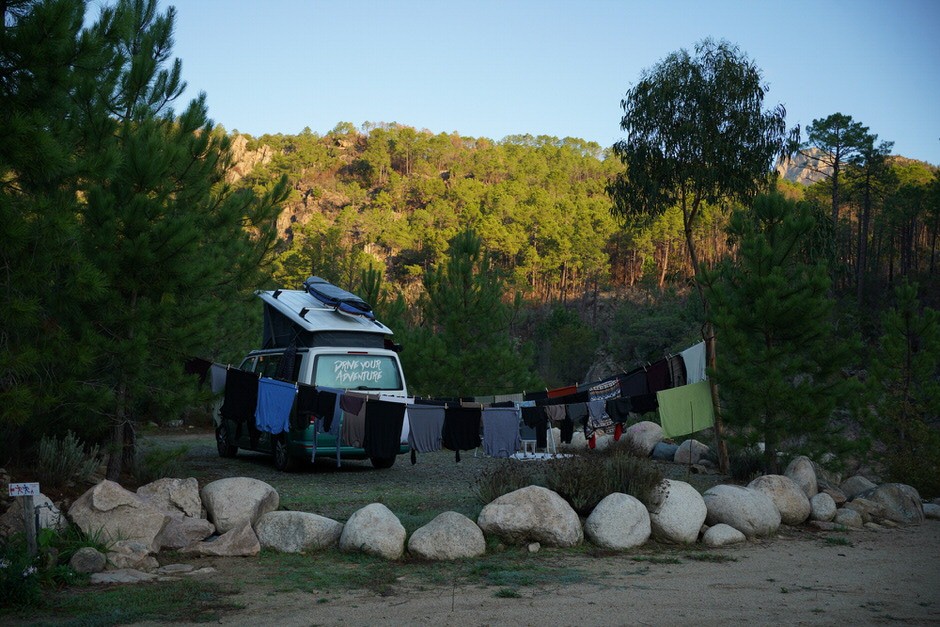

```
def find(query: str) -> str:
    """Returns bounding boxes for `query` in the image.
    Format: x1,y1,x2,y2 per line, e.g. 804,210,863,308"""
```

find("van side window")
253,353,304,382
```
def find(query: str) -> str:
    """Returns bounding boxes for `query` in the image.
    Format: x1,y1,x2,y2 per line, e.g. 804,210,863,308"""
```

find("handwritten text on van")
333,359,384,384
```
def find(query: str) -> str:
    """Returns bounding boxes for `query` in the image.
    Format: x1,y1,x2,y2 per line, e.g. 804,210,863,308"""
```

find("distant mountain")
775,148,830,186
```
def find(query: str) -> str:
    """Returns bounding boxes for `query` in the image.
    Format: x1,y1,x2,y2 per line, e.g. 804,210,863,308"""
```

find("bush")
132,444,189,485
36,431,102,490
0,536,41,608
728,446,766,483
474,446,664,517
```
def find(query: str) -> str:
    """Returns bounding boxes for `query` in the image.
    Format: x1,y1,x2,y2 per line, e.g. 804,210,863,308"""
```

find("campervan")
214,277,409,471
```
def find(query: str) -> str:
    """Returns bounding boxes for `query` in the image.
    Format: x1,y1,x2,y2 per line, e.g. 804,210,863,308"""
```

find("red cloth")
614,423,623,442
547,385,578,399
589,434,596,449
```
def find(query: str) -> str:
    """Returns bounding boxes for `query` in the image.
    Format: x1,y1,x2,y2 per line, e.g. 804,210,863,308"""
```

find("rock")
340,503,406,559
68,480,170,552
924,503,940,520
865,521,885,531
857,483,924,525
821,487,847,506
107,540,159,571
137,477,202,518
69,547,106,574
652,442,679,462
154,563,195,575
841,475,877,500
748,475,811,525
183,520,261,557
407,511,486,560
200,477,279,534
784,456,818,498
807,520,838,532
832,508,863,529
584,493,651,550
648,479,707,544
1,492,66,534
90,569,158,584
156,514,215,550
811,460,842,489
673,439,710,465
566,432,588,450
810,493,837,522
703,484,781,539
477,486,583,548
593,434,615,451
623,421,663,457
255,511,344,553
843,497,885,523
528,542,540,553
702,523,746,548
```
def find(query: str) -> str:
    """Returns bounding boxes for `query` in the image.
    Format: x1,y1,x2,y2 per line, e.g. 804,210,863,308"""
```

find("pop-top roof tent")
258,277,393,349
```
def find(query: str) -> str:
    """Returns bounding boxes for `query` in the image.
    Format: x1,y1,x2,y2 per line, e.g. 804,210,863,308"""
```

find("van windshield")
313,354,403,391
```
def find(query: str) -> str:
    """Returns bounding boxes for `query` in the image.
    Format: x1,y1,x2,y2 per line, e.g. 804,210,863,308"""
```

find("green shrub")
728,446,766,483
132,444,189,485
474,463,540,505
545,447,664,515
0,536,41,608
36,431,102,490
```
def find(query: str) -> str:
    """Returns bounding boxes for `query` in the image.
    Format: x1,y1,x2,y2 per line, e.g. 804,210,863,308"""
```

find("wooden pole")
22,495,37,557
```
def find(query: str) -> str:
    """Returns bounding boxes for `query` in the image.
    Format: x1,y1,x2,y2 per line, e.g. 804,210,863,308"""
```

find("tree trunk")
683,198,729,474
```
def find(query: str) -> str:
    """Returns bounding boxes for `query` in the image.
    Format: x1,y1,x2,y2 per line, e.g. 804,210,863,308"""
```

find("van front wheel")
216,424,238,458
370,455,395,469
273,436,297,472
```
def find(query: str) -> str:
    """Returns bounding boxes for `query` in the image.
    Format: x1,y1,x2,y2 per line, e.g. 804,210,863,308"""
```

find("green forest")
2,2,938,493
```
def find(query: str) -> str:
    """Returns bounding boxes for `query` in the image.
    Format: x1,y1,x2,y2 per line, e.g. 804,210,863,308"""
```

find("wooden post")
22,494,37,557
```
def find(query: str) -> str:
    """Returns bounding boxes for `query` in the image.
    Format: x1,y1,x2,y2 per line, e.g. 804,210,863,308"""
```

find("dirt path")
140,522,940,626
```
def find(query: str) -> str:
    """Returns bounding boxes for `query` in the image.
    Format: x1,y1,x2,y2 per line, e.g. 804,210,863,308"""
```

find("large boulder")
407,511,486,560
584,493,651,550
841,475,877,500
703,484,780,539
200,478,279,534
68,480,169,552
339,503,406,559
157,515,216,550
702,523,746,548
183,520,261,557
255,511,343,553
107,540,159,571
137,478,202,518
477,486,583,548
748,475,811,525
647,480,707,544
843,497,886,523
923,504,940,520
623,421,663,457
1,492,66,534
651,442,679,462
810,493,837,522
673,439,710,465
833,508,863,529
784,456,818,499
858,483,924,525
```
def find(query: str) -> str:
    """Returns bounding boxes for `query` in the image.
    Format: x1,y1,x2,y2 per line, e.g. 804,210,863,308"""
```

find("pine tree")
404,229,541,396
705,193,861,472
1,0,287,474
870,281,940,496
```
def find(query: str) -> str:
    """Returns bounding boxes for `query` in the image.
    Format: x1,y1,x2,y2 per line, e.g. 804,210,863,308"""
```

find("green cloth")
656,381,715,438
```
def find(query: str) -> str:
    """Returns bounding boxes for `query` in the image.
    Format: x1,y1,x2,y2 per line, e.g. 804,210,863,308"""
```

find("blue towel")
255,377,297,435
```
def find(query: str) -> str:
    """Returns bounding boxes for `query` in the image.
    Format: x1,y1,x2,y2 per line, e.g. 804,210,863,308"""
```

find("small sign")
9,482,40,497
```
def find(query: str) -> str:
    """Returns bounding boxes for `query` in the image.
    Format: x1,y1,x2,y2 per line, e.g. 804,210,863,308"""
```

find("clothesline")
182,340,712,465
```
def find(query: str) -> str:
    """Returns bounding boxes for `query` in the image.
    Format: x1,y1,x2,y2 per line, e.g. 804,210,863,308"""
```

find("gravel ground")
142,427,727,529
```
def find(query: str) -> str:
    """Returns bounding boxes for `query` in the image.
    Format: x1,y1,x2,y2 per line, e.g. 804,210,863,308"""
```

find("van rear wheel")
273,436,297,472
370,455,395,469
216,423,238,458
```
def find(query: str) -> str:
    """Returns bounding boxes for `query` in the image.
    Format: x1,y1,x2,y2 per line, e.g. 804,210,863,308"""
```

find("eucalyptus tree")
608,38,794,470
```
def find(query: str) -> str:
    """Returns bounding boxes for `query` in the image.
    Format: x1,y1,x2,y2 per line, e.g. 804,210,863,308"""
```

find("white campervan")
214,278,409,471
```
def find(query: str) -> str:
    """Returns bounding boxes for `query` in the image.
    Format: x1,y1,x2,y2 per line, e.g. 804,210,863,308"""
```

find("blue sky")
154,0,940,165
